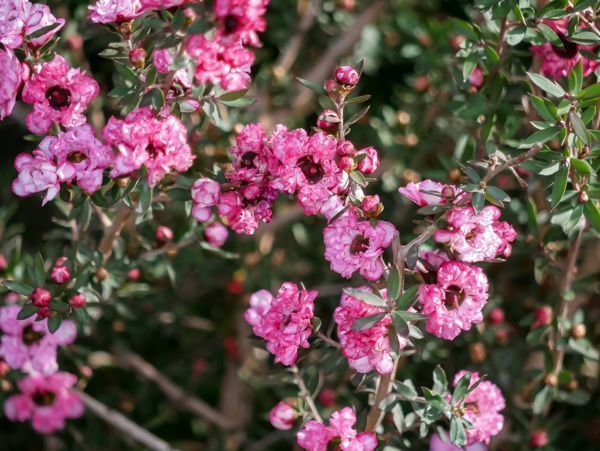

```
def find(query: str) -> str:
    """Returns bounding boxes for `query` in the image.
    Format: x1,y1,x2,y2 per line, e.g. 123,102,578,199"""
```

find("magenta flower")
399,179,462,207
334,287,404,374
335,65,360,86
24,3,65,48
214,0,269,47
22,55,99,135
297,407,377,451
88,0,142,24
140,0,186,10
191,177,221,222
153,48,172,74
226,123,280,184
452,371,505,445
435,206,516,262
4,371,84,434
103,107,195,186
185,34,253,91
0,47,23,121
244,282,317,366
356,146,379,174
418,261,489,340
429,433,487,451
217,182,276,235
0,0,28,49
269,401,297,430
204,222,229,247
0,305,77,375
323,208,395,280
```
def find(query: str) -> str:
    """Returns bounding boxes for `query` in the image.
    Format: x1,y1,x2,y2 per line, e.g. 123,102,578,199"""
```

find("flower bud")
356,147,380,174
336,140,356,157
469,342,486,363
494,327,509,345
0,358,9,377
441,185,456,201
269,401,297,430
578,191,589,203
544,373,558,387
335,65,359,87
530,430,549,448
31,288,51,308
579,145,590,158
0,254,7,271
338,156,355,171
204,222,229,247
318,388,335,407
36,307,52,319
324,79,338,94
571,323,586,339
317,109,340,132
192,178,221,207
156,226,174,243
532,305,553,328
488,307,505,324
127,268,140,281
51,260,70,284
66,34,83,51
115,177,130,188
129,48,147,69
95,267,109,281
360,195,383,218
69,293,86,309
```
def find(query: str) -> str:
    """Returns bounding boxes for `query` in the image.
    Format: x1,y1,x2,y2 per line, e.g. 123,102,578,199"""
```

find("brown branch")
113,350,239,430
138,236,198,260
482,144,544,185
78,391,173,451
292,365,323,422
98,203,133,262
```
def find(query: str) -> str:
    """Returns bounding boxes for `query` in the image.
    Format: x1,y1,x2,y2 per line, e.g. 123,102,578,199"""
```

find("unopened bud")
571,323,586,339
532,305,553,328
36,307,52,319
156,226,174,243
336,140,356,157
334,65,359,87
129,48,147,69
360,195,383,218
530,430,549,448
544,373,558,387
317,109,340,132
488,307,505,324
338,156,355,171
580,145,590,158
95,267,109,281
0,254,7,271
469,342,486,363
127,268,141,281
578,191,589,203
69,293,86,309
115,177,130,188
31,288,51,308
324,79,338,93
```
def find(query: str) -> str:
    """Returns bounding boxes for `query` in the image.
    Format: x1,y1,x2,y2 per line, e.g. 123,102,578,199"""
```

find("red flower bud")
31,288,51,308
335,65,360,87
530,430,549,448
156,226,174,243
360,195,383,218
532,305,553,328
129,48,147,69
316,109,340,131
69,293,86,309
488,307,505,324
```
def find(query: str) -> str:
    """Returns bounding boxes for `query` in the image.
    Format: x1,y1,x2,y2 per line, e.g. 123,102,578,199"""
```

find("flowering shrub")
1,0,600,449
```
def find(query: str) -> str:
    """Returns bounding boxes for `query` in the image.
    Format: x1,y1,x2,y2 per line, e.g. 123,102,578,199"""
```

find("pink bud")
0,254,7,271
204,222,229,247
336,140,356,157
31,287,51,308
324,79,338,93
191,178,221,207
316,109,339,131
129,48,147,69
530,430,549,448
269,401,297,430
468,67,484,90
338,156,355,171
318,388,335,407
36,307,52,318
533,305,553,328
356,147,379,174
335,65,359,86
127,268,141,281
51,265,71,284
4,292,20,304
488,307,505,325
69,293,86,309
361,195,383,217
156,226,174,243
66,34,83,51
0,358,9,377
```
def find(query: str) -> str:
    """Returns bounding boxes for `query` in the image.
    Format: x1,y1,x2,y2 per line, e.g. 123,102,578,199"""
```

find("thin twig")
316,331,341,349
98,202,133,262
138,236,198,259
78,391,173,451
481,144,544,185
292,365,322,422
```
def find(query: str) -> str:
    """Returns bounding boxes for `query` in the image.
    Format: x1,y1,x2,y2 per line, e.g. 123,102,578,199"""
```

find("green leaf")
533,386,554,415
527,72,566,97
344,94,371,105
387,267,401,300
345,105,370,127
140,88,165,111
351,312,387,331
530,95,557,122
486,186,510,202
47,316,62,334
578,83,600,100
519,125,562,148
506,25,526,46
396,285,419,310
433,365,447,394
349,170,367,187
136,183,153,215
569,111,589,144
550,164,568,208
17,304,38,320
32,253,46,287
343,288,387,308
2,280,34,296
450,417,467,447
570,158,594,175
218,89,248,101
392,312,409,336
49,300,70,314
296,77,326,95
537,23,563,47
394,381,418,400
568,337,599,360
472,191,485,212
583,201,600,232
395,310,427,321
27,22,62,39
451,372,471,403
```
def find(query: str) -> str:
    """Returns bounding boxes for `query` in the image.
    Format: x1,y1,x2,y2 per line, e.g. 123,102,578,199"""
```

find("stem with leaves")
292,365,323,422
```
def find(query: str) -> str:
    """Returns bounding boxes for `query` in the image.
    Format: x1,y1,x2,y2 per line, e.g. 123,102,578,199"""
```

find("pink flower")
418,261,489,340
214,0,269,47
532,305,553,328
204,222,228,247
244,282,317,366
153,48,172,74
272,129,344,215
185,34,253,91
0,47,23,121
22,55,99,135
0,305,77,375
334,287,404,374
40,124,113,193
103,107,195,186
4,371,84,434
50,264,70,284
297,407,377,451
468,67,484,89
24,3,65,48
227,123,279,184
320,195,346,221
31,288,51,308
335,65,360,86
434,206,516,262
192,178,221,207
398,180,461,207
429,433,487,451
269,401,297,430
217,183,277,235
88,0,142,23
0,0,29,48
323,208,395,280
452,371,505,445
356,146,379,174
140,0,186,10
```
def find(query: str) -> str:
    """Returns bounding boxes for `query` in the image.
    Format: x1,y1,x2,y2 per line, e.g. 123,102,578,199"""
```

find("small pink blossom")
399,180,462,207
297,407,377,451
204,222,228,247
12,150,68,205
0,305,77,375
418,261,489,340
192,178,221,207
68,294,86,309
140,0,186,10
269,401,297,430
156,225,174,242
429,433,487,451
88,0,142,24
153,48,172,74
104,107,195,186
356,146,379,174
434,206,516,262
31,288,51,308
22,55,99,135
24,3,65,48
320,195,346,221
214,0,269,47
244,282,317,366
226,123,279,184
468,67,484,89
334,287,404,374
4,371,84,434
323,208,395,280
50,264,70,284
217,183,277,235
0,47,23,121
0,0,28,49
452,371,505,445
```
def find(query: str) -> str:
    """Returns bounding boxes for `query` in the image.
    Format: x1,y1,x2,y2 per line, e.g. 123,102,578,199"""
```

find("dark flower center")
444,284,465,310
298,156,324,184
465,401,480,415
350,235,369,254
33,390,56,406
552,35,579,59
224,15,239,34
67,151,87,163
22,325,44,346
45,86,72,110
240,151,258,169
146,144,164,160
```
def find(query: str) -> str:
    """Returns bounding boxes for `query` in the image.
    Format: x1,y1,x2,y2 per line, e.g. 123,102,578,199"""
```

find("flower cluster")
0,0,64,50
334,288,405,374
297,407,377,451
244,282,317,366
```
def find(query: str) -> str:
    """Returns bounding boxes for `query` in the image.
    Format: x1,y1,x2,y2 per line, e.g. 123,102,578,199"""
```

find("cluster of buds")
324,65,360,101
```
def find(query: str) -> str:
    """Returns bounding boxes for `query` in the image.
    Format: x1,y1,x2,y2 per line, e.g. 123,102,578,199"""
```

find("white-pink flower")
88,0,142,24
0,47,23,121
